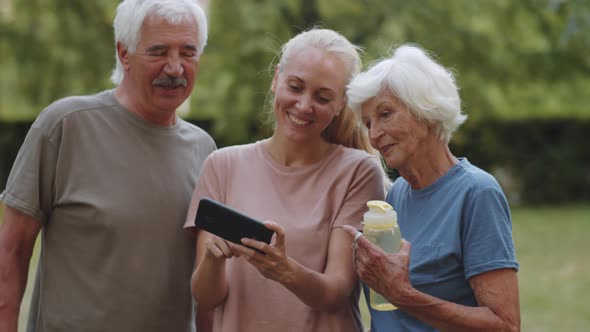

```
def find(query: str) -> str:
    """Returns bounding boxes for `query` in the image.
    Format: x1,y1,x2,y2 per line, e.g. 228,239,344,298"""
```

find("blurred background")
1,0,589,331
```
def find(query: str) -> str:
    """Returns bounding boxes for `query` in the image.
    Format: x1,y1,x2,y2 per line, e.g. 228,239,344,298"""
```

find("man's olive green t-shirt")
0,90,216,332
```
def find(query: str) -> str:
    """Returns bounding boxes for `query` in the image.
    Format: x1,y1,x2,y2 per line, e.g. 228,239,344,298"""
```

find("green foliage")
451,118,590,205
1,0,589,143
0,0,115,119
189,1,292,145
191,0,590,145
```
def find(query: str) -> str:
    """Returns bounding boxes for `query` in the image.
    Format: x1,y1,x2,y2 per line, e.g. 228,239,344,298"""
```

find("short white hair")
347,44,467,144
110,0,208,85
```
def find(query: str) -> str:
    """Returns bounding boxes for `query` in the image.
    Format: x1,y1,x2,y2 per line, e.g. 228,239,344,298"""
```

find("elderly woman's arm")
396,268,520,332
344,227,520,332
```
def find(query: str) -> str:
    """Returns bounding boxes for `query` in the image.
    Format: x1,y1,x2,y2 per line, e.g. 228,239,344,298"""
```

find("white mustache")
152,77,187,88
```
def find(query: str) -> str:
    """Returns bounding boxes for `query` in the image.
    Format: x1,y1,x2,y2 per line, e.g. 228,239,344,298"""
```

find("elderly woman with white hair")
343,45,520,332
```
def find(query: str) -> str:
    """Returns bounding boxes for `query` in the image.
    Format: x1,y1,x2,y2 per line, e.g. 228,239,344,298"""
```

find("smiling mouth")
288,112,311,126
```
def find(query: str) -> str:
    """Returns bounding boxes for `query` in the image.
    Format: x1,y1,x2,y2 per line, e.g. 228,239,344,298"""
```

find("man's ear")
116,42,130,71
271,66,280,93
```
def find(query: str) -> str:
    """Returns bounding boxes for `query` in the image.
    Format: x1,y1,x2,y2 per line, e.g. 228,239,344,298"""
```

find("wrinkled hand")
342,225,413,304
231,221,293,283
204,233,241,260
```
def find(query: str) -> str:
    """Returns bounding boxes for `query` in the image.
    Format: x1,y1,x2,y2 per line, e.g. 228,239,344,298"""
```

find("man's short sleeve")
0,118,59,223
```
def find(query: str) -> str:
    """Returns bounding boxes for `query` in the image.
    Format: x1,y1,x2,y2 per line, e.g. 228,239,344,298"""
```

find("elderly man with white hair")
0,1,215,331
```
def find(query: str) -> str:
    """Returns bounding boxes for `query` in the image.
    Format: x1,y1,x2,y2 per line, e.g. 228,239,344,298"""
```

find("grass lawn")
512,205,590,331
2,204,589,331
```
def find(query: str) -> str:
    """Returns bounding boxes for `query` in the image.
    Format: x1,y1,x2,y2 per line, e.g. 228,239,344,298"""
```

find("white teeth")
288,113,310,126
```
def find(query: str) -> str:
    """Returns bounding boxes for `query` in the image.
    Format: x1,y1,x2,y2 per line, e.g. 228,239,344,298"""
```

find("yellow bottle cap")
364,200,397,228
366,200,393,213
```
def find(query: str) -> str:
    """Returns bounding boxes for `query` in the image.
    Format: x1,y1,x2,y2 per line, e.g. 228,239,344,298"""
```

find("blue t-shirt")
365,158,519,332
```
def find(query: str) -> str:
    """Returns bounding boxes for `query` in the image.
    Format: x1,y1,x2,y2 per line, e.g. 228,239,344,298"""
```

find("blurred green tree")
0,0,116,119
0,0,589,145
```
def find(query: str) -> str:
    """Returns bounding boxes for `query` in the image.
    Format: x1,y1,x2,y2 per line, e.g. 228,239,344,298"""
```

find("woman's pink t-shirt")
185,140,385,332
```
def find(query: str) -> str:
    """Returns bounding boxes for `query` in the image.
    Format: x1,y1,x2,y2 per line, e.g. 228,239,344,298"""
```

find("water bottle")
362,200,402,311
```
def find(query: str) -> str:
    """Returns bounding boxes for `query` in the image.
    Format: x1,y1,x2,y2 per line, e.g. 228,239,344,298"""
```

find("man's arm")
0,205,41,332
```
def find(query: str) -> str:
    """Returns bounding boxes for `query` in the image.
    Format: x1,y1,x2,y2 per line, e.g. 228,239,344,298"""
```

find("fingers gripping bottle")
363,200,402,311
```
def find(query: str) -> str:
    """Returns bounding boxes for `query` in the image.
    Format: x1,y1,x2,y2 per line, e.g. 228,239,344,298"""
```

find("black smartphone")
194,198,274,246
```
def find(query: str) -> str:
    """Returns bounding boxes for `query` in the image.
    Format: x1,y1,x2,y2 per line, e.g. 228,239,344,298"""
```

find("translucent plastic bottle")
363,200,402,311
